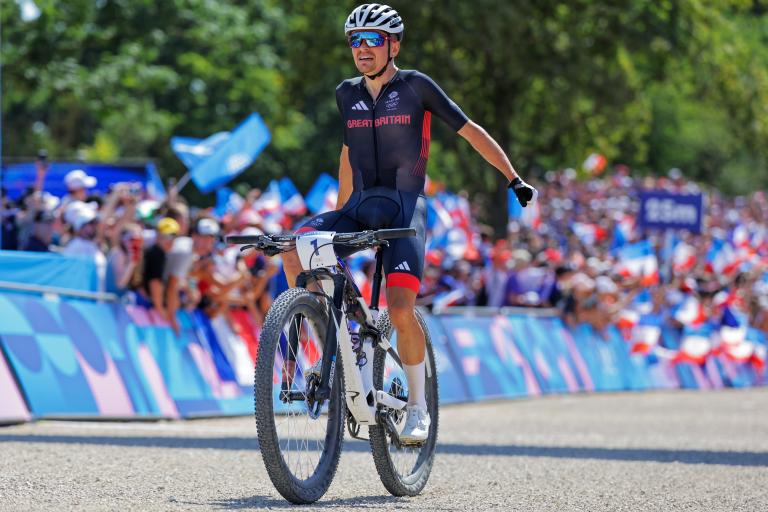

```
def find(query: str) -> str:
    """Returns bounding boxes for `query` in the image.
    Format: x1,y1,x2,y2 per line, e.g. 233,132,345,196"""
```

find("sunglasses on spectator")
348,31,389,48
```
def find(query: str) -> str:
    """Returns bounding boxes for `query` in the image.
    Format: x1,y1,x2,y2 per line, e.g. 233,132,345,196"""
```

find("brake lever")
239,244,258,253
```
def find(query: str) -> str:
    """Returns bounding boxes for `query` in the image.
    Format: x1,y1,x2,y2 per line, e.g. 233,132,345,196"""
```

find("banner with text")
638,190,704,234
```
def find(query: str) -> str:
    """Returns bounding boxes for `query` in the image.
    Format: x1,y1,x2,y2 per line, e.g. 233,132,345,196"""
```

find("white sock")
403,362,427,409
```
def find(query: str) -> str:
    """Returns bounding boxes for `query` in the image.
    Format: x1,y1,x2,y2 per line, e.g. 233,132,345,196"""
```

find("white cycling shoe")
399,405,431,446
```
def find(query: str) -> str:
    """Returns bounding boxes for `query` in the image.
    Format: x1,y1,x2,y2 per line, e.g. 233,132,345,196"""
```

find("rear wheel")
369,308,439,496
254,288,344,504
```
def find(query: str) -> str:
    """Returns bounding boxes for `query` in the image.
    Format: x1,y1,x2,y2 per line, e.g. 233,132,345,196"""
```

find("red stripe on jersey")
411,112,432,177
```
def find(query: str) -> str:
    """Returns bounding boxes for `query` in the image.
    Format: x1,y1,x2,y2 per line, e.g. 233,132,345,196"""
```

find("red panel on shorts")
386,272,421,293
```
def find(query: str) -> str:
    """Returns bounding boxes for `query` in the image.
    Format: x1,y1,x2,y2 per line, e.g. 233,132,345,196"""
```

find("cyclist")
283,3,536,444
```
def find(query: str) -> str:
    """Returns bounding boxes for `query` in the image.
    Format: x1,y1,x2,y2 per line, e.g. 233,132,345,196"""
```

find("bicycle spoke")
271,311,330,482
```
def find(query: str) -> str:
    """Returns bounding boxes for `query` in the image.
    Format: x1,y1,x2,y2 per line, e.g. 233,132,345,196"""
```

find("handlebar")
224,228,417,256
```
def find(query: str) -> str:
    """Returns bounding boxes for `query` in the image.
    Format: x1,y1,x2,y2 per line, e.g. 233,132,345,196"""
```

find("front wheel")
254,287,345,504
369,308,439,496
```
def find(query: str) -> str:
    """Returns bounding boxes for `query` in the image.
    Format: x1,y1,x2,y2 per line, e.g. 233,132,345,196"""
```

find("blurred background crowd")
3,156,768,368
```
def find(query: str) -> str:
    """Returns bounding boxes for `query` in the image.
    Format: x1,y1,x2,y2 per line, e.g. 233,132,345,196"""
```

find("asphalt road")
2,388,767,511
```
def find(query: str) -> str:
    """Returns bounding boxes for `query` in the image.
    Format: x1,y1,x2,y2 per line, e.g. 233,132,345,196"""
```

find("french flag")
631,314,663,355
616,309,640,331
673,295,707,328
254,181,286,229
617,290,654,339
672,242,697,274
583,153,607,175
673,332,712,365
713,306,766,369
731,224,751,249
612,214,636,249
615,240,659,286
278,177,307,216
572,222,600,246
718,306,747,346
432,289,467,313
305,173,339,214
705,239,741,275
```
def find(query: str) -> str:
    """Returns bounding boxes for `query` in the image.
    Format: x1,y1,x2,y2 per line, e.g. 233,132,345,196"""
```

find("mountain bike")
226,228,439,504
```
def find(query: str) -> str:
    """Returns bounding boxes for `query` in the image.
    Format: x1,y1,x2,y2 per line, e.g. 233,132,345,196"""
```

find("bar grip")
374,228,417,240
225,235,264,245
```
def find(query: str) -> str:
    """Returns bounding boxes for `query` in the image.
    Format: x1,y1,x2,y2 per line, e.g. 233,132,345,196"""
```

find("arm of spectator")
34,159,48,194
165,275,182,335
113,193,137,243
149,278,168,319
111,250,137,290
97,186,124,245
249,257,278,299
208,271,251,307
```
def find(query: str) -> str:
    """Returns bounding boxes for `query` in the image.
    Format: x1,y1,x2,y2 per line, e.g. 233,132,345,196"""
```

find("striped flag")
672,242,697,274
631,314,663,355
615,240,659,286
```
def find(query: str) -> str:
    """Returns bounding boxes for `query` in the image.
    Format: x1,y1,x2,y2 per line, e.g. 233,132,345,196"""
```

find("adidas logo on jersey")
394,261,411,271
351,101,369,111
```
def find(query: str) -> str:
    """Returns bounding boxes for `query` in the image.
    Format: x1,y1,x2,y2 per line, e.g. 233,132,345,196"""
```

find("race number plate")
296,231,338,270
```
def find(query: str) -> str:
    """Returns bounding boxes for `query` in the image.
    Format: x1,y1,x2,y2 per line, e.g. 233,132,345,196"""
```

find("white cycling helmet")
344,4,404,39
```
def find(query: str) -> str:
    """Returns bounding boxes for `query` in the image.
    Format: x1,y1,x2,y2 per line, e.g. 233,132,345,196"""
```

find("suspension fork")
314,273,348,402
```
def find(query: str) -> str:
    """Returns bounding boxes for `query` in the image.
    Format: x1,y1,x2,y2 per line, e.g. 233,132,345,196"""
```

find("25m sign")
638,191,704,234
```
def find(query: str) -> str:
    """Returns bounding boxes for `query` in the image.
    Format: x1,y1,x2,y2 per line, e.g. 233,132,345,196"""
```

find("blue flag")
278,177,307,215
182,113,271,193
170,132,230,170
305,173,339,214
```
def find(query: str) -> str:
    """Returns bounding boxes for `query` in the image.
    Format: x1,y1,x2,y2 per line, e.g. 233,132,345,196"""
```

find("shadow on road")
2,434,767,467
203,494,414,510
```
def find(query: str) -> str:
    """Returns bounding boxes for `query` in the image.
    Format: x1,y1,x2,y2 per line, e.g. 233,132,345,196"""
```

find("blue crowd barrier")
0,250,100,292
1,290,765,423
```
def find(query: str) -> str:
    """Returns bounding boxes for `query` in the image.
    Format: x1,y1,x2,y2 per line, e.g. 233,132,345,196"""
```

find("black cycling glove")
508,177,537,207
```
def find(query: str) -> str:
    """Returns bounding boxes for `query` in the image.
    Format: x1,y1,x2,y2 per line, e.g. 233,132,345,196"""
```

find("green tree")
2,0,767,227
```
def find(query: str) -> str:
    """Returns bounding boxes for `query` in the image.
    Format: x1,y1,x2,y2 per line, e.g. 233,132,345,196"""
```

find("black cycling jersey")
336,70,468,194
297,70,467,293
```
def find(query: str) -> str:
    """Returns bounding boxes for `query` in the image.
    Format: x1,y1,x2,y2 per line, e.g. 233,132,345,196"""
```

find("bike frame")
294,235,408,427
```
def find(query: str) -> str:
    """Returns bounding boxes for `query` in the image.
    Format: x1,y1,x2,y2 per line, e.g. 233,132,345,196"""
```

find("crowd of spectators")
3,157,768,351
0,160,278,335
417,166,768,350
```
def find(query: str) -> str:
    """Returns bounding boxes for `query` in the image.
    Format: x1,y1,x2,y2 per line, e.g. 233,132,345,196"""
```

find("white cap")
64,169,97,191
64,201,98,231
195,218,220,236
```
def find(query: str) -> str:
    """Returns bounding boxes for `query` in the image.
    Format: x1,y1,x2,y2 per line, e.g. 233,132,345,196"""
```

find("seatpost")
369,247,385,311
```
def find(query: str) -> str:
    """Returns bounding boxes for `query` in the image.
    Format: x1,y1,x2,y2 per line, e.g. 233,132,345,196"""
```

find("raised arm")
457,121,519,183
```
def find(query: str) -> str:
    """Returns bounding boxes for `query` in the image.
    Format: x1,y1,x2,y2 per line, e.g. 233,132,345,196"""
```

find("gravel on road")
1,388,767,511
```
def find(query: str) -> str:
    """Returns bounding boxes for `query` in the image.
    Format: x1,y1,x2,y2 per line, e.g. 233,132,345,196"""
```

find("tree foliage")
2,1,767,228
